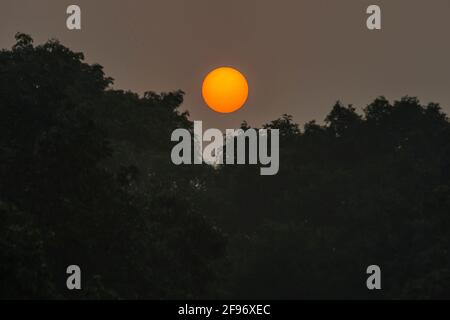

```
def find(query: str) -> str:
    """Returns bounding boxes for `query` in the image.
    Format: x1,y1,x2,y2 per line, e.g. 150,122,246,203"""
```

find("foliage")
1,34,450,299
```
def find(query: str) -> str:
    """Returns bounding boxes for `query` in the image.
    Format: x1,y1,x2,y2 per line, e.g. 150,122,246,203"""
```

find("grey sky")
1,0,450,130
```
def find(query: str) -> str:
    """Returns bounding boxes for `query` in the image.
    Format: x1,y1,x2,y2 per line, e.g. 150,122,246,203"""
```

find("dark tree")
0,34,225,299
2,34,450,300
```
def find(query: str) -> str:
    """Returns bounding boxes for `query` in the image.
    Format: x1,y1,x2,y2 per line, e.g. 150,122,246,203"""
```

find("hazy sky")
1,0,450,130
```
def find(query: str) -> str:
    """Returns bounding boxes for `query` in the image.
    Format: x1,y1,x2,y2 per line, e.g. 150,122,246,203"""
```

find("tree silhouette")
0,34,225,299
1,34,450,299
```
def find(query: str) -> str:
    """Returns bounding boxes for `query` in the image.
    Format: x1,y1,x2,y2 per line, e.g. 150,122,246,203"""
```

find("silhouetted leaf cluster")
1,34,450,299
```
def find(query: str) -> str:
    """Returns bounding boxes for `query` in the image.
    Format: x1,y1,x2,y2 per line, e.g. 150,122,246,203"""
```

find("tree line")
1,34,450,299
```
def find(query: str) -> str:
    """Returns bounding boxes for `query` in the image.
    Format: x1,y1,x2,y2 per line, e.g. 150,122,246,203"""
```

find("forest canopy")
1,34,450,299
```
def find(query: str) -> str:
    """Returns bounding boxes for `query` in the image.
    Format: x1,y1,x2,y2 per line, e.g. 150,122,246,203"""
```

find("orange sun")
202,67,249,113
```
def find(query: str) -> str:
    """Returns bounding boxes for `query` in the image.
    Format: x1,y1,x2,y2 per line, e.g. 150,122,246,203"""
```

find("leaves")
1,34,450,299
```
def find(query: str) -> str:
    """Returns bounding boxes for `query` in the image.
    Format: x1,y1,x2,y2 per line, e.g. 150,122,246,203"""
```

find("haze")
1,0,450,130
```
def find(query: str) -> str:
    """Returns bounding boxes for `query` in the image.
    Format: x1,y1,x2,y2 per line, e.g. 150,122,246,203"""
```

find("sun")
202,67,249,113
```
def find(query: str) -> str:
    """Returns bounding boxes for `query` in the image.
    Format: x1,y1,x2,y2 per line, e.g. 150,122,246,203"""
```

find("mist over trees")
1,34,450,299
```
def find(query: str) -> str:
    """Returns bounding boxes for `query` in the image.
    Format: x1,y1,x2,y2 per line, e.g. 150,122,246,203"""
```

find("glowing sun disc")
202,67,249,113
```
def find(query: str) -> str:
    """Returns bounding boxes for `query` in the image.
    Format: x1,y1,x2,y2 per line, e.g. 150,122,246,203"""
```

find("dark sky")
1,0,450,130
